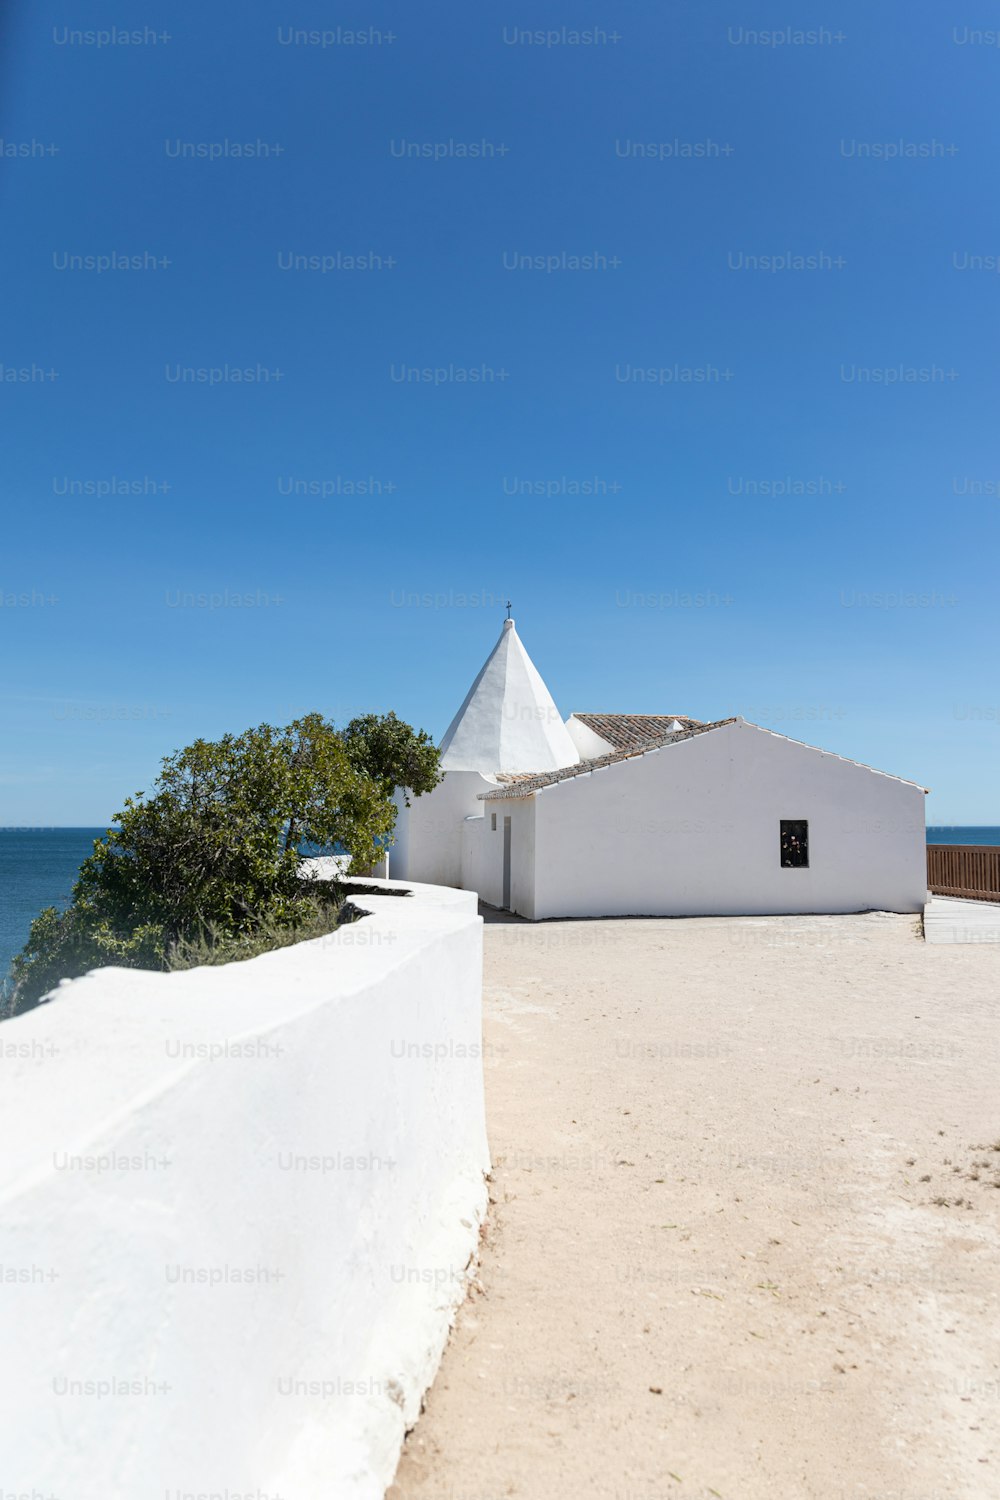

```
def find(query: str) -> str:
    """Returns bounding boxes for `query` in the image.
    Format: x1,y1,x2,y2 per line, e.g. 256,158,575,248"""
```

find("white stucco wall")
460,814,485,898
391,771,495,888
475,808,501,910
476,797,537,915
510,799,537,918
390,787,412,874
0,874,489,1500
510,721,926,919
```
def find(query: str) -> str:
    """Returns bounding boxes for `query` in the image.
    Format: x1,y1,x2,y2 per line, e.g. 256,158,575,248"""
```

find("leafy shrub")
8,712,438,1014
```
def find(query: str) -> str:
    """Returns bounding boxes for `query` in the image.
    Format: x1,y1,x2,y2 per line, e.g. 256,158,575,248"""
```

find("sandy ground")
387,910,1000,1500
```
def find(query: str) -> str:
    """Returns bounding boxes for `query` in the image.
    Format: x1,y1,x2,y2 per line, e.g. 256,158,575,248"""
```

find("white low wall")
0,873,489,1500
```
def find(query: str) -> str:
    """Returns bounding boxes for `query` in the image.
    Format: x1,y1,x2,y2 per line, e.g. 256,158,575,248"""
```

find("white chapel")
391,618,927,920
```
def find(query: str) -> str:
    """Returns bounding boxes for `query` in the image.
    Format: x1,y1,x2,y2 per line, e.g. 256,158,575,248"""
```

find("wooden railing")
927,844,1000,904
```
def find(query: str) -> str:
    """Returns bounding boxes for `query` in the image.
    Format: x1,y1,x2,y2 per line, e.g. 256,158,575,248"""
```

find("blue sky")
2,0,998,824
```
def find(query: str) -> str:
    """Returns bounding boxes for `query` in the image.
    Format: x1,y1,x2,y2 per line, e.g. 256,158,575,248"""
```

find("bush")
8,712,438,1015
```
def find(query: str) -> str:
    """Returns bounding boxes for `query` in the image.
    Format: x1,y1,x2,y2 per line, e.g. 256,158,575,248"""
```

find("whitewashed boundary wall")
0,873,489,1500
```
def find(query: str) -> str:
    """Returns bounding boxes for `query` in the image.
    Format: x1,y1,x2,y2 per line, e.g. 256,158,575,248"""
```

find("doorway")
502,815,512,909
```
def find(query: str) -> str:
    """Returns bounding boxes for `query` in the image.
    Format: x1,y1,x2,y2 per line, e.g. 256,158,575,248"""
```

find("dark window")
491,813,497,831
780,820,809,868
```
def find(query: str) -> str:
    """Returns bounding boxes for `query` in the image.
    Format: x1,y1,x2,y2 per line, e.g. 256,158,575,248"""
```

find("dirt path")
387,912,1000,1500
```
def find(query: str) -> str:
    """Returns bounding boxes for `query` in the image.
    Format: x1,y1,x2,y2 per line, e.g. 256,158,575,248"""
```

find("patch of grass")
166,889,357,971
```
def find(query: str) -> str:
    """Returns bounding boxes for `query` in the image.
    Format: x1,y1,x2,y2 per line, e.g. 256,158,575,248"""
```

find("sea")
0,828,106,999
0,824,998,996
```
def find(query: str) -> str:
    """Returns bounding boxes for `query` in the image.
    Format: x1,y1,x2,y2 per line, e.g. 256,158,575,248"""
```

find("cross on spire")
505,600,512,620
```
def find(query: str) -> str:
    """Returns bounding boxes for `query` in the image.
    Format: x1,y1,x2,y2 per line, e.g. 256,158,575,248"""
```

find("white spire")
438,618,581,774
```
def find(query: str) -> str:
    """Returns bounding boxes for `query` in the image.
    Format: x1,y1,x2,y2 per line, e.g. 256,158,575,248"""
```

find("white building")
392,618,928,919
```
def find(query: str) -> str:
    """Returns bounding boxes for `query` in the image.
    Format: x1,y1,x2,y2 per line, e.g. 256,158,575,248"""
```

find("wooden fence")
927,844,1000,903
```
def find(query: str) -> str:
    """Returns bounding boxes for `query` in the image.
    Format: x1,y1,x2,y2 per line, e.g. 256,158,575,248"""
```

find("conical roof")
439,619,581,774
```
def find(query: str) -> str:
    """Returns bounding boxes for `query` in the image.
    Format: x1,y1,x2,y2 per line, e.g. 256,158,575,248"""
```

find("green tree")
8,714,398,1015
342,711,442,806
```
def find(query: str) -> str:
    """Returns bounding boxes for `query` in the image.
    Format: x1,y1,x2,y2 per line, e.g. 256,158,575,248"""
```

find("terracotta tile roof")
478,719,737,801
482,718,930,800
573,712,703,750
